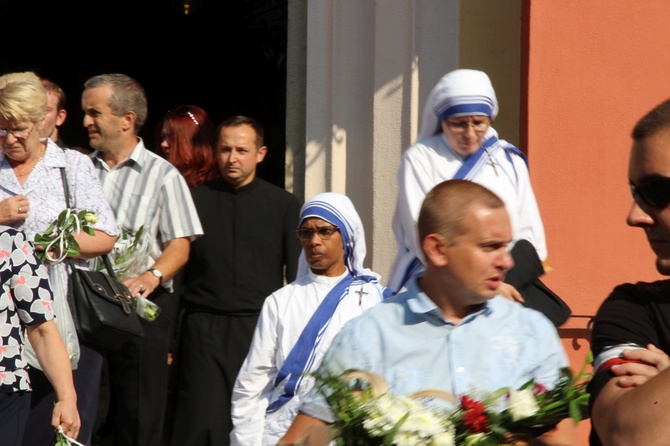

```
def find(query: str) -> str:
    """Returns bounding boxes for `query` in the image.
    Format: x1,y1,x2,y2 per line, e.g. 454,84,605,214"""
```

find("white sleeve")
390,145,437,279
230,295,280,446
511,154,548,261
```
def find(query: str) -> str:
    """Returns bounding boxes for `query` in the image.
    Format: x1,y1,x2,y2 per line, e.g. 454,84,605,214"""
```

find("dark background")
0,0,289,186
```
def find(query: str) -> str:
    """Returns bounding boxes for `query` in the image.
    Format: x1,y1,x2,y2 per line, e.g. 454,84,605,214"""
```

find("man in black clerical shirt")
170,116,302,446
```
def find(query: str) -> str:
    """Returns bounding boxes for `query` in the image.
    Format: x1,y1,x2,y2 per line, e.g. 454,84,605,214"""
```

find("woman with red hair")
158,105,219,188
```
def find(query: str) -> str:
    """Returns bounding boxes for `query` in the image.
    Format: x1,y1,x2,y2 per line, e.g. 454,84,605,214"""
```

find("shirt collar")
405,277,494,322
91,137,148,171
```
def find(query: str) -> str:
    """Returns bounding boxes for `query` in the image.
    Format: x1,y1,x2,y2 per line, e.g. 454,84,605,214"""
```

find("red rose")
460,395,491,433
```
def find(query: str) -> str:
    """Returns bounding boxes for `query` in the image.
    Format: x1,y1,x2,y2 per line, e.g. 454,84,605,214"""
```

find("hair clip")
171,106,201,126
185,110,200,126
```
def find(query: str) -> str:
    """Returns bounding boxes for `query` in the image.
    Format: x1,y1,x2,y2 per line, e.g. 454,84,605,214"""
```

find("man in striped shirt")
81,73,203,446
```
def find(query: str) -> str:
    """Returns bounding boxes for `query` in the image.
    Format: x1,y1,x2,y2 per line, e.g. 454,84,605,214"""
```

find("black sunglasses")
630,177,670,209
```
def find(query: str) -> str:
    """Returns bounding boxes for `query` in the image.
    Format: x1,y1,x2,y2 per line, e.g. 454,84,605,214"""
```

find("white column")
290,0,459,282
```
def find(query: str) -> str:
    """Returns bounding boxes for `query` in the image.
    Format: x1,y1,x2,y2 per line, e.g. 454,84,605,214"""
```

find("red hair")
159,105,219,188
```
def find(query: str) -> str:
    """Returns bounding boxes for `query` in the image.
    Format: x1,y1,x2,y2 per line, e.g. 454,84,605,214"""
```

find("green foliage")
34,209,98,263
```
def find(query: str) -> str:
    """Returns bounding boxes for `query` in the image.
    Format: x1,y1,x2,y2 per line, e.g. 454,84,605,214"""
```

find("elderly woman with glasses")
230,192,393,446
0,71,117,445
388,69,559,319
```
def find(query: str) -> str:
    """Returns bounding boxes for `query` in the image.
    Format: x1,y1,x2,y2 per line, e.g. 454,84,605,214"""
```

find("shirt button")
456,366,465,373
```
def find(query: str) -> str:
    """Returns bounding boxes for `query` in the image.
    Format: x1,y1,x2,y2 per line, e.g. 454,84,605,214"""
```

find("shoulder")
345,293,407,329
595,280,670,318
267,275,311,302
140,148,180,175
488,297,557,335
256,179,300,201
403,135,443,159
63,148,96,170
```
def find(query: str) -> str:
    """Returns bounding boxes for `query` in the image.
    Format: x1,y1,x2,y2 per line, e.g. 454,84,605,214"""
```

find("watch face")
151,269,162,278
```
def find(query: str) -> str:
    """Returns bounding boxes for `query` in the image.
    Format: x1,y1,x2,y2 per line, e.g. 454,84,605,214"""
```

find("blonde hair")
0,71,48,124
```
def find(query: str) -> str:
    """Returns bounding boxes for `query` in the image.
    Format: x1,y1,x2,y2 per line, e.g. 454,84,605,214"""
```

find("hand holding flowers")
34,209,98,263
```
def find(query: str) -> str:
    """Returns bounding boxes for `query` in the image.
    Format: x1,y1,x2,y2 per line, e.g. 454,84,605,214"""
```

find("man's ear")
56,109,67,127
422,233,449,267
122,111,137,132
256,145,268,163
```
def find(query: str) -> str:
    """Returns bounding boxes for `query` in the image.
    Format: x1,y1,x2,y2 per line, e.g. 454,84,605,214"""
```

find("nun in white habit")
387,68,547,293
230,192,392,446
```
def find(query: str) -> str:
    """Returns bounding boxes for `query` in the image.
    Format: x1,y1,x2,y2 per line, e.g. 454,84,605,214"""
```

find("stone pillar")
287,0,459,281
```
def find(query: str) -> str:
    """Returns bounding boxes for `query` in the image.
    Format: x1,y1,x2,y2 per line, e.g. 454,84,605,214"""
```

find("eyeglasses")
630,178,670,209
0,125,36,140
295,226,339,241
443,118,490,133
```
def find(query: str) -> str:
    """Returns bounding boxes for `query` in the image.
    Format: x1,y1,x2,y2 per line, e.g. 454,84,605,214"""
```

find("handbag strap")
58,165,117,279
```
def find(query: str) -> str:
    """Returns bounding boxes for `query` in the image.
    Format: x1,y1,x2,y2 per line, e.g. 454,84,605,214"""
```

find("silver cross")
487,158,499,176
355,286,368,305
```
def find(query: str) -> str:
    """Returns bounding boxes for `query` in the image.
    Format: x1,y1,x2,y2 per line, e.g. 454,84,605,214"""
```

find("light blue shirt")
300,278,568,422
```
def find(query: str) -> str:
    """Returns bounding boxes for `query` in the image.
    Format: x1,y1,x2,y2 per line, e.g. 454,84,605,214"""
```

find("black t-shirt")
589,279,670,445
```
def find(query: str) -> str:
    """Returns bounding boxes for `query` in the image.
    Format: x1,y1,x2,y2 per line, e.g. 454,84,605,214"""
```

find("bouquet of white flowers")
89,225,153,281
309,355,592,446
89,225,159,321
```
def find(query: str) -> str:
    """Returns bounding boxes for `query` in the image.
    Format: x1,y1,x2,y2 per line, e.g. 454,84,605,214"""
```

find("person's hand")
497,282,524,303
0,195,30,224
612,344,670,388
52,398,80,440
123,271,160,299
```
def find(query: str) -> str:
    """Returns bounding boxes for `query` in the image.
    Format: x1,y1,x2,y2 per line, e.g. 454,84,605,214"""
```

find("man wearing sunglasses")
589,99,670,445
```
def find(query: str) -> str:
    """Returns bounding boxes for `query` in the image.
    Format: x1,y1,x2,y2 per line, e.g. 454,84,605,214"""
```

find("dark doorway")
0,0,288,186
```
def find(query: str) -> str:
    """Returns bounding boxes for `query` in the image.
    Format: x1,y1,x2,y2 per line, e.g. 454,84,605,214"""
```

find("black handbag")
67,257,144,351
505,239,572,327
60,166,144,352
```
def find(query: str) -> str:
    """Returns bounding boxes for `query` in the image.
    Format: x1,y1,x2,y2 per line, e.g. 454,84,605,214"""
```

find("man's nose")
627,200,654,228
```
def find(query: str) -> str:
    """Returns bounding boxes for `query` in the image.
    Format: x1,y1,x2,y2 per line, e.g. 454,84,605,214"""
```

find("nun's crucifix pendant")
355,286,368,305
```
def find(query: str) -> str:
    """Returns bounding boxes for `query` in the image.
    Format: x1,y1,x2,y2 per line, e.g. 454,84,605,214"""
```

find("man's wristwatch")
148,268,163,285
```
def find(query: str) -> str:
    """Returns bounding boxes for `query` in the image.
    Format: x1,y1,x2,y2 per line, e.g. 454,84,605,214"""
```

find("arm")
72,229,116,258
510,154,548,261
591,345,670,445
283,196,302,282
497,282,524,302
125,237,190,298
279,413,328,445
26,320,80,439
608,344,670,387
230,296,281,445
527,418,577,445
394,148,435,264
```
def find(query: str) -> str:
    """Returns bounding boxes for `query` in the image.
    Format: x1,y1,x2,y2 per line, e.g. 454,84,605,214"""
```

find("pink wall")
524,1,670,442
527,0,670,315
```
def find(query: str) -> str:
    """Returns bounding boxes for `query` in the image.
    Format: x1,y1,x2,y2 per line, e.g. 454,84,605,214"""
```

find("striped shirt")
90,138,203,289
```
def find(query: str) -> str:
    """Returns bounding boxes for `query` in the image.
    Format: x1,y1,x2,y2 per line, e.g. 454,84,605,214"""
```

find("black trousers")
0,391,31,446
22,344,103,446
169,311,259,446
95,288,172,446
